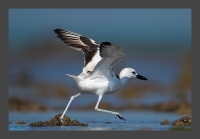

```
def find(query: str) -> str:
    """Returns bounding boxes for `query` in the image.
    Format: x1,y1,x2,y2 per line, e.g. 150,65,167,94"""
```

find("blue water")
8,54,186,109
9,9,191,54
9,110,190,131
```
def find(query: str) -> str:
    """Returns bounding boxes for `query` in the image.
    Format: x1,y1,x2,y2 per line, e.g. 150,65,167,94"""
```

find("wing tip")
101,42,112,45
53,28,65,34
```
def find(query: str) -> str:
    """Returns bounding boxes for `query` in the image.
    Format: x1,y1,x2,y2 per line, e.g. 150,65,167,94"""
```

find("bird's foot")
59,117,64,124
115,114,126,121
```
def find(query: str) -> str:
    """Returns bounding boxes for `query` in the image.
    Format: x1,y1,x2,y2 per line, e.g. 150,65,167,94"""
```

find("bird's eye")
132,71,136,74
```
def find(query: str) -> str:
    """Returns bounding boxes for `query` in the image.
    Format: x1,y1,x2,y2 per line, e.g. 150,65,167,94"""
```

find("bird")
53,29,148,122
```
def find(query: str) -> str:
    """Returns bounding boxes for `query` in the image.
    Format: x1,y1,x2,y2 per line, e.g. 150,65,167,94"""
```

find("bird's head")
119,68,147,80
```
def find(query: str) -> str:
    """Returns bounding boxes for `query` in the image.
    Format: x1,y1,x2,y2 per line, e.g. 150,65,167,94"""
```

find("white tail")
66,74,80,82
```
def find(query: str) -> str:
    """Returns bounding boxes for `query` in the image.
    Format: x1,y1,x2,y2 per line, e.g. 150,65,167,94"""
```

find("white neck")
118,68,134,88
119,77,130,88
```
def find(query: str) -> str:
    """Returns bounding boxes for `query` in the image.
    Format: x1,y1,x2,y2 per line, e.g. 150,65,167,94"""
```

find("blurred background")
9,9,191,116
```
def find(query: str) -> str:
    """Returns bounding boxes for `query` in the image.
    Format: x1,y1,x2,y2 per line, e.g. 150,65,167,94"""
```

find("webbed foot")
115,114,126,121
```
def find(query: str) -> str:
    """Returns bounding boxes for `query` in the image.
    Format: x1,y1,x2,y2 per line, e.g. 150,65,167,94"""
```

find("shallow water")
8,110,191,131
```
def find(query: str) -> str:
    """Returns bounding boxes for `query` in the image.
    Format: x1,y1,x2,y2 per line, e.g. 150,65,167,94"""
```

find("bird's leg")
95,94,126,121
60,93,82,123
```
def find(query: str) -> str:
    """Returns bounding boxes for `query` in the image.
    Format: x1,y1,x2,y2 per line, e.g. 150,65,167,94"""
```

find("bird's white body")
77,77,121,95
69,74,122,95
54,29,147,121
67,68,135,95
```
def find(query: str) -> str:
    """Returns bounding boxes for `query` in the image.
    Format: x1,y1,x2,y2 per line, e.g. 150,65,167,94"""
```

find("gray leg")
95,94,126,121
60,93,81,123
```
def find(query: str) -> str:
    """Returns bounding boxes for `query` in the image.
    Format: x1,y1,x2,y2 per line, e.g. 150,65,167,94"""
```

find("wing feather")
89,42,126,79
54,29,102,73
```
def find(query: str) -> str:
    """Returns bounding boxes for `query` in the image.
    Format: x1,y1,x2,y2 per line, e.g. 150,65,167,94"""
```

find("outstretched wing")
54,29,102,73
90,42,126,79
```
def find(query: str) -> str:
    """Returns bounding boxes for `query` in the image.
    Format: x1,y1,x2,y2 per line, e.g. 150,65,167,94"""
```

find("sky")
9,9,191,54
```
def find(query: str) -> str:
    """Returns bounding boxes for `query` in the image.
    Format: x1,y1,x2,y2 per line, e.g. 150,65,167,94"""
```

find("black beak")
136,74,148,80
